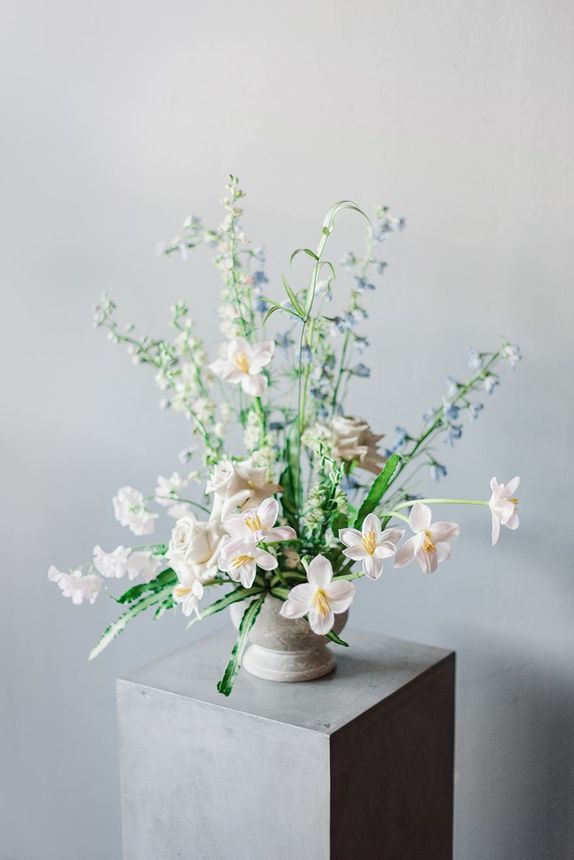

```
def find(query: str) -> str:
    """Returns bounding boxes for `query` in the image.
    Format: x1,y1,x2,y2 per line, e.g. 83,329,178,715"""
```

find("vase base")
243,643,336,682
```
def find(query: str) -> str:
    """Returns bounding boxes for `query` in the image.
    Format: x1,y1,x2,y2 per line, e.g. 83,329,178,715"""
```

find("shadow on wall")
453,624,574,859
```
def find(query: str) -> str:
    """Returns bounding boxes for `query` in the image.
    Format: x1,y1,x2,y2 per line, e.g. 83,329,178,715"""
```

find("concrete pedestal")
117,628,455,860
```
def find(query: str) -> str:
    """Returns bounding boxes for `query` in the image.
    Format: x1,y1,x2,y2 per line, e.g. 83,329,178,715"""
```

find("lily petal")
339,527,364,547
363,555,384,580
308,607,335,635
307,554,333,588
394,535,418,568
241,373,267,396
324,579,356,610
342,545,368,561
409,502,432,533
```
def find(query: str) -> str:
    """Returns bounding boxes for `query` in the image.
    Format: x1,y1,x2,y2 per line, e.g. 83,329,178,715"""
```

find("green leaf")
326,629,349,647
217,595,265,696
331,512,349,533
116,568,177,604
185,585,264,629
290,247,319,265
353,454,403,528
281,274,305,317
89,584,173,660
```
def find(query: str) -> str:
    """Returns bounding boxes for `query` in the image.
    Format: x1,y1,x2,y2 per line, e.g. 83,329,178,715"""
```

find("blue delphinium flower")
385,426,409,456
252,270,269,287
301,345,312,361
352,363,371,378
430,462,448,481
339,252,356,269
422,406,440,425
255,297,269,313
467,347,483,372
375,260,388,275
444,402,460,422
484,376,499,395
354,276,376,292
445,377,459,399
276,331,295,351
468,403,484,421
354,335,369,352
445,424,463,446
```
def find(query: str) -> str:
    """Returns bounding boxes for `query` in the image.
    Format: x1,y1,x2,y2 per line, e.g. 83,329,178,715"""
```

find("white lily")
394,503,459,574
279,555,355,635
489,476,520,545
223,498,296,544
210,337,274,396
339,514,403,580
172,567,204,618
218,538,277,588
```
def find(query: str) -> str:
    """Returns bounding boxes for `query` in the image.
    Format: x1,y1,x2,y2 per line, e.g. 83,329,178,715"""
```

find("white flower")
222,498,296,544
279,555,355,635
209,337,274,396
218,538,277,588
172,567,204,618
167,515,223,583
113,486,158,536
339,514,403,580
93,545,130,579
126,551,161,582
394,503,460,574
489,476,520,546
48,566,102,605
206,458,280,521
154,471,188,507
501,342,521,369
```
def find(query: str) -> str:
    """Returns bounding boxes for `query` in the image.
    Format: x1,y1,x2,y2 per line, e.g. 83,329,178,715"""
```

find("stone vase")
229,594,348,682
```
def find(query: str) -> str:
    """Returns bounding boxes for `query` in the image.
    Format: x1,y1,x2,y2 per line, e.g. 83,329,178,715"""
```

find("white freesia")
126,551,161,582
339,514,403,580
172,568,204,618
223,498,296,544
207,458,280,521
48,566,102,605
112,486,158,536
394,503,460,574
488,476,520,546
280,555,355,635
93,545,130,579
154,471,188,506
210,337,274,396
218,538,277,588
167,515,223,583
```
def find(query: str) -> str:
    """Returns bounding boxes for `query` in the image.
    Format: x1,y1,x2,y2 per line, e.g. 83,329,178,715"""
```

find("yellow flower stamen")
422,530,436,554
231,554,254,569
511,498,519,506
313,588,331,618
234,352,250,374
362,530,377,556
174,585,191,599
244,514,262,533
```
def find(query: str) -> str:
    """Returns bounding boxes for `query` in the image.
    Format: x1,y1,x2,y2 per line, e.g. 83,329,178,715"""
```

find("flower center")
362,530,377,555
422,530,436,554
231,554,254,569
244,514,262,533
511,497,519,506
313,588,331,617
174,585,191,599
234,352,250,374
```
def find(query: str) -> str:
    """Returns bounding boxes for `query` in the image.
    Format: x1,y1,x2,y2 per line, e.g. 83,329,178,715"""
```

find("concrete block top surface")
119,628,453,735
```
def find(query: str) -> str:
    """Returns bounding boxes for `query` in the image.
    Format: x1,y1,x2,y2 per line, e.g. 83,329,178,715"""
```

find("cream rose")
329,415,385,474
206,458,280,521
167,515,223,583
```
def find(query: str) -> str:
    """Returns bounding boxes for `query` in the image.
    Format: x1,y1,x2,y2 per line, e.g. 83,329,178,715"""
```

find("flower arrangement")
49,177,521,695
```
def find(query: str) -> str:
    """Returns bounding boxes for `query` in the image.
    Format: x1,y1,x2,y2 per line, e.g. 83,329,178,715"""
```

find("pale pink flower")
210,337,274,396
394,503,459,574
339,514,403,580
280,555,355,635
489,476,520,545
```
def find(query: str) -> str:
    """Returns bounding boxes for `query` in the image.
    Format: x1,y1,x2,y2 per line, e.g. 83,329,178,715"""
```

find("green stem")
392,498,489,511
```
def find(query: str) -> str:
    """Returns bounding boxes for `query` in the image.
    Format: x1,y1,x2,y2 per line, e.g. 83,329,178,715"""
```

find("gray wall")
2,1,573,858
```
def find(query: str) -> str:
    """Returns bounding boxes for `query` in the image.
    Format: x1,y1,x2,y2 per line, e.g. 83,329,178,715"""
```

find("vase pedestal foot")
243,642,336,682
117,628,455,860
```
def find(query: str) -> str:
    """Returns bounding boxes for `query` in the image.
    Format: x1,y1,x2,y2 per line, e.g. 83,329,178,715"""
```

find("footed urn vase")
229,594,348,682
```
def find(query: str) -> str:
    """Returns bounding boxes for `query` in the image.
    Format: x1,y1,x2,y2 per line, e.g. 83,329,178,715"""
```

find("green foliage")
326,629,349,647
116,568,177,604
186,585,264,629
353,454,403,527
89,584,174,660
217,595,265,696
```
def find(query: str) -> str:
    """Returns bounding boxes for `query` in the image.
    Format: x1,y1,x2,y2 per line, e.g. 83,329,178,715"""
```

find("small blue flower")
339,252,356,268
252,246,266,262
276,332,295,351
385,426,409,455
467,347,483,372
468,403,484,421
269,421,285,431
341,473,360,492
354,276,376,292
444,402,460,422
351,363,370,378
422,406,439,425
484,376,499,395
310,387,328,401
445,424,463,446
301,345,312,361
354,335,369,352
255,297,269,313
252,270,269,287
430,462,447,481
375,260,388,275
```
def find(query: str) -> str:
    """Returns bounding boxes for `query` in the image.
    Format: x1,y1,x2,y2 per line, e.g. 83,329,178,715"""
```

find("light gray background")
2,1,573,858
